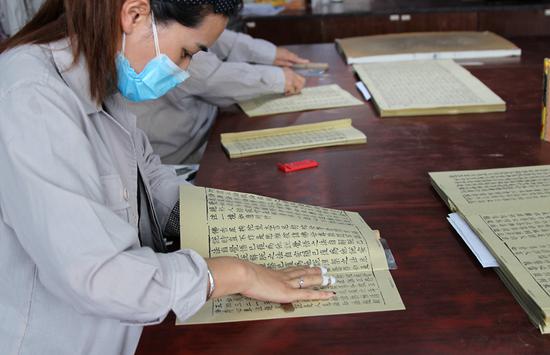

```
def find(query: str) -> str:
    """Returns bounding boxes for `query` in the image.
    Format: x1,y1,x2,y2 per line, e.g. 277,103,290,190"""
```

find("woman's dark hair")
152,0,241,27
0,0,242,103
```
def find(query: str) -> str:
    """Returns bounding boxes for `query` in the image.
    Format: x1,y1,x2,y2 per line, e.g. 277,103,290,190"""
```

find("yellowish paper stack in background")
177,185,405,325
430,165,550,334
220,118,366,158
336,31,521,65
238,84,363,117
354,59,506,117
542,58,550,142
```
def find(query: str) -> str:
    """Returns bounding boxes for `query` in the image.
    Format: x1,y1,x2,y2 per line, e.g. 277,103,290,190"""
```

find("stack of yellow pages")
354,59,506,117
220,118,366,158
542,58,550,142
336,31,521,65
430,165,550,334
177,185,405,325
238,84,363,117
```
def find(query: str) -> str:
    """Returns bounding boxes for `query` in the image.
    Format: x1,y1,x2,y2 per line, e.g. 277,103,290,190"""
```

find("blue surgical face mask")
116,14,190,102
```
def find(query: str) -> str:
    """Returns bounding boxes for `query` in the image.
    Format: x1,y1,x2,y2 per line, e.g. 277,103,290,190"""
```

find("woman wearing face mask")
0,1,335,354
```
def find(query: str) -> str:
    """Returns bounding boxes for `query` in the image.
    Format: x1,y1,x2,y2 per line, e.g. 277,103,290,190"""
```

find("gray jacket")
0,39,208,355
131,29,285,164
0,0,43,36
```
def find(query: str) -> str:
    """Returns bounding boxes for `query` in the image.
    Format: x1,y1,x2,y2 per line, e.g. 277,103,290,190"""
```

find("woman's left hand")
273,47,309,67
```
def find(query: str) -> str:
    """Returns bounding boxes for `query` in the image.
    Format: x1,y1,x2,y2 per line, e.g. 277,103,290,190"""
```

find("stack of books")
353,59,506,117
220,118,366,158
542,58,550,142
336,31,521,65
430,165,550,334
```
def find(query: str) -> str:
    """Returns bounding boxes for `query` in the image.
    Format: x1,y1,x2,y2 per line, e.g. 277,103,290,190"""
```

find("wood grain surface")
137,37,550,354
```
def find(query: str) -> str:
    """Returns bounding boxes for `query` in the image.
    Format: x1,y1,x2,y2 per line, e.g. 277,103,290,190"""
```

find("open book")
430,165,550,334
354,59,506,117
238,84,363,117
220,118,366,158
177,185,404,325
336,31,521,65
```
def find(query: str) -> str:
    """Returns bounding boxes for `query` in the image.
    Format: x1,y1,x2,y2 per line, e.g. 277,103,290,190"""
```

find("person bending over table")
0,0,307,165
0,1,334,354
129,29,307,164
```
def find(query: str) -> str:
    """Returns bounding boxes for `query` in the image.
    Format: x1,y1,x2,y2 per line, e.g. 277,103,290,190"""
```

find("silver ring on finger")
298,277,305,289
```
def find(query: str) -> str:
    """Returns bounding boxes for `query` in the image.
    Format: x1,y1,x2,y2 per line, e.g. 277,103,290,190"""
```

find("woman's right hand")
206,257,336,303
282,67,306,96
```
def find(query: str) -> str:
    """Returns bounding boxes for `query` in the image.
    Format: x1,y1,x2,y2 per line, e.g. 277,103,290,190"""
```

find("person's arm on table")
170,50,304,106
211,29,309,68
135,108,334,304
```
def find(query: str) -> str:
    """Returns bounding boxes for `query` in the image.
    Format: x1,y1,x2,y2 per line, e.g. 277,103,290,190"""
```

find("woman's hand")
206,257,336,304
273,47,309,67
283,67,306,96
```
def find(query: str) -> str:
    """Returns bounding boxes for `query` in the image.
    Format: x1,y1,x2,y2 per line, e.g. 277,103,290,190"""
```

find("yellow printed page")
178,185,404,324
180,269,403,325
429,165,550,214
495,268,549,334
354,60,505,114
221,119,366,158
238,84,363,117
463,210,550,318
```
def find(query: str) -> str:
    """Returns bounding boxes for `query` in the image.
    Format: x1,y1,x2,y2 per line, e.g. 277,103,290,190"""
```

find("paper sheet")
430,165,550,214
177,185,404,325
355,81,372,101
430,165,550,333
220,118,366,158
354,60,505,117
447,213,498,268
336,31,521,65
238,84,364,117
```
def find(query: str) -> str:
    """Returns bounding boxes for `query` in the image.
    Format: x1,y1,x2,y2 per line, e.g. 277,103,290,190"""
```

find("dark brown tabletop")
137,36,550,354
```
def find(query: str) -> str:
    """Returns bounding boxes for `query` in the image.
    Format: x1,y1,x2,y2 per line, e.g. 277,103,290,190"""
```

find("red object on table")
277,159,319,173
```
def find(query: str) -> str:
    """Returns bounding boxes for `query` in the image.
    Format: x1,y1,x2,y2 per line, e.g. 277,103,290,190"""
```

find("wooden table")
137,37,550,354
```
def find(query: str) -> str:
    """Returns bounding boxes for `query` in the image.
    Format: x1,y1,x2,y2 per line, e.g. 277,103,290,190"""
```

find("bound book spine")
542,58,550,142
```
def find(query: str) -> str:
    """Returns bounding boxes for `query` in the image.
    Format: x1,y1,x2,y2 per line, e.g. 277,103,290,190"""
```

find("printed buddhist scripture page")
177,185,404,325
429,165,550,214
220,118,366,158
354,59,506,117
463,210,550,333
238,84,363,117
430,165,550,333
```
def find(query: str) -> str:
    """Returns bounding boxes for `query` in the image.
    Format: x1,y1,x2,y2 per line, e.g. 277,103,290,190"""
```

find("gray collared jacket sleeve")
0,0,43,35
178,54,285,107
0,78,207,326
176,30,285,107
211,29,277,65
